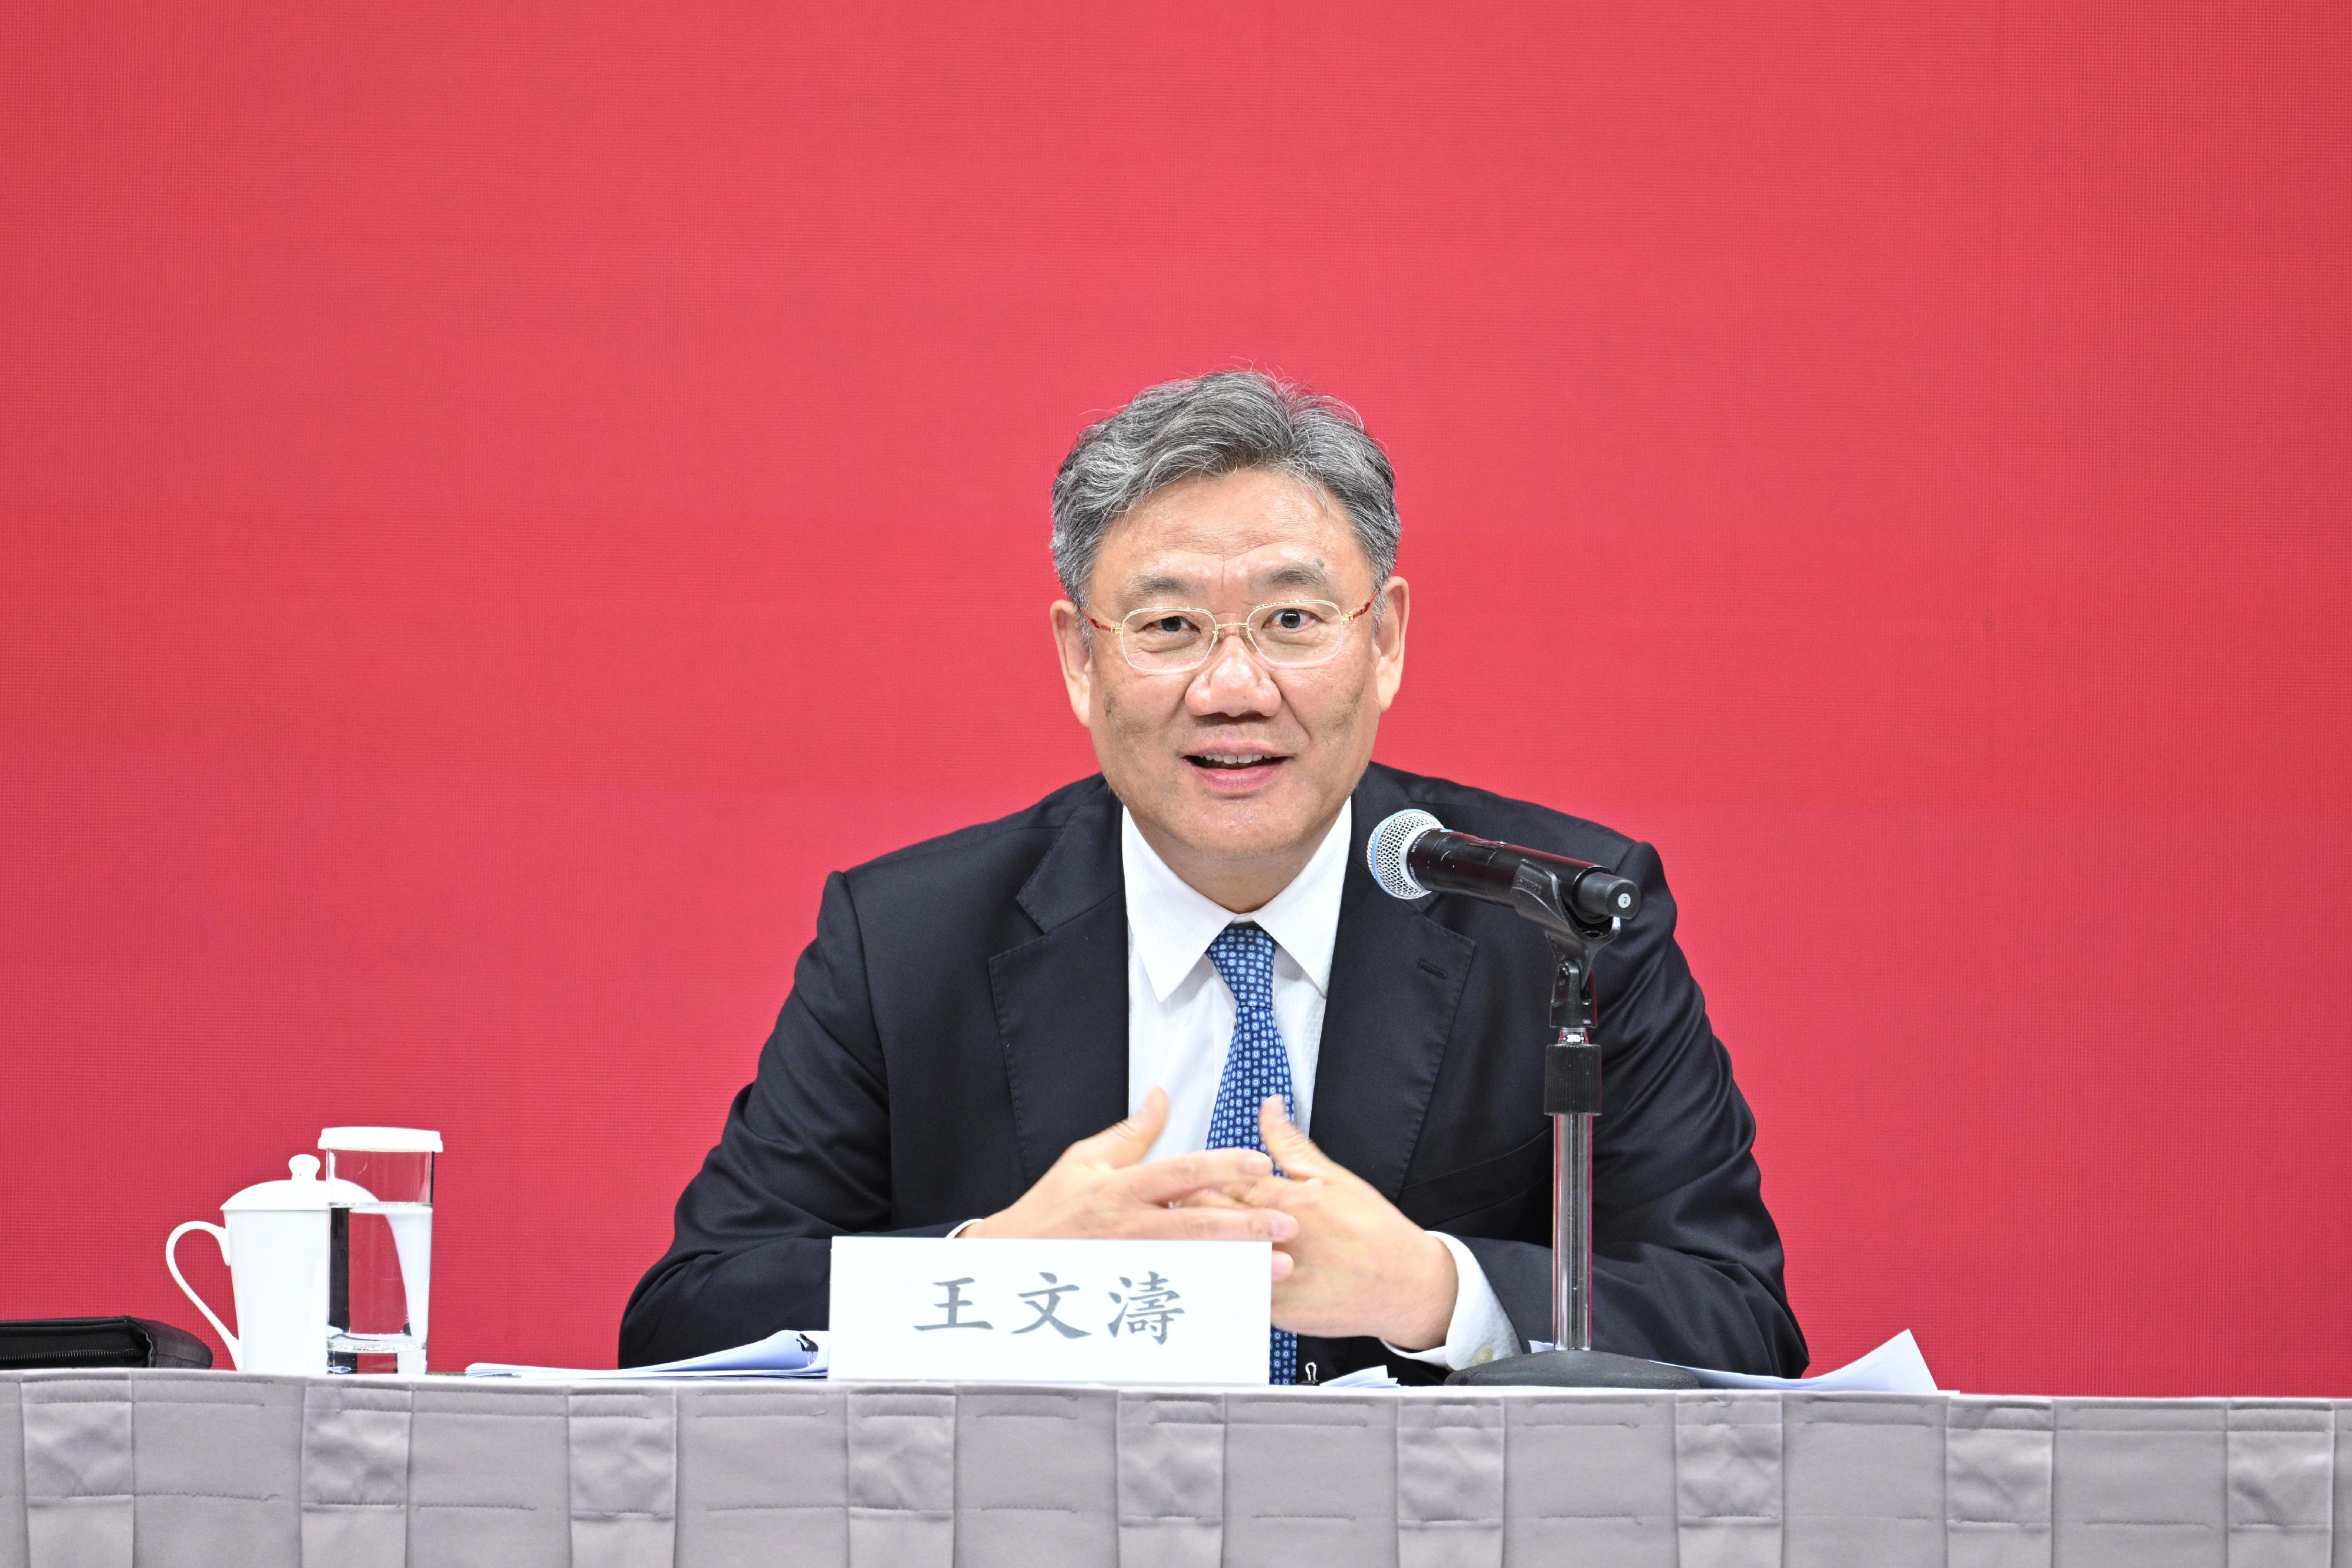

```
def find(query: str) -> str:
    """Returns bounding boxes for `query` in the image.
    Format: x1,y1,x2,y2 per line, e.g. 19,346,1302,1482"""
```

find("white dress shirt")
1119,800,1522,1375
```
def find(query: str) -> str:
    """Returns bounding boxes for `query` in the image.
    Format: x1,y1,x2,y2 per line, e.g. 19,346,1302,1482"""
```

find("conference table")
4,1370,2344,1567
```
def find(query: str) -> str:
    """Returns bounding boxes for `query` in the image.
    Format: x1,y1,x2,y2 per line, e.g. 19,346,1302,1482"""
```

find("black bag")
0,1316,214,1370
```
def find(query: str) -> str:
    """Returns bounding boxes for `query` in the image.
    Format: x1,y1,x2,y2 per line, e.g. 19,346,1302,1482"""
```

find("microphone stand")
1446,861,1701,1389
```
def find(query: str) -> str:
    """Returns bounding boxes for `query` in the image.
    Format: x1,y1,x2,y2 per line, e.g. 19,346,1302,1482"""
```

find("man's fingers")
1173,1189,1249,1210
1223,1173,1320,1211
1119,1205,1297,1243
1258,1096,1340,1179
1124,1146,1272,1205
1206,1176,1272,1204
1070,1087,1170,1169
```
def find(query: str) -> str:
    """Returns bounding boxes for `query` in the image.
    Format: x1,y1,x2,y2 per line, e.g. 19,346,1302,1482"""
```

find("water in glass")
320,1131,437,1375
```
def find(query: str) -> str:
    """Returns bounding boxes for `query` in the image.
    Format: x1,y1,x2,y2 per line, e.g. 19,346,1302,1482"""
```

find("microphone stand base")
1444,1349,1703,1389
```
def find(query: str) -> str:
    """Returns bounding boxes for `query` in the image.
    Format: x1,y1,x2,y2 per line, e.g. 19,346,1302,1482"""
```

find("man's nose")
1186,626,1281,716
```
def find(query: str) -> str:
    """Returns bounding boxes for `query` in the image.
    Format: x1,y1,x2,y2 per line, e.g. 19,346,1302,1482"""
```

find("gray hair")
1050,369,1400,609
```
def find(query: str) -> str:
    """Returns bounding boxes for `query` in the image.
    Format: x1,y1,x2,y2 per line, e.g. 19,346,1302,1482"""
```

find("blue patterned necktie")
1204,922,1299,1385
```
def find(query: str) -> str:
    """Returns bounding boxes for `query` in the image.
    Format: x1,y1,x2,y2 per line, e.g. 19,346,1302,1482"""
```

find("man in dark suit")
622,371,1805,1385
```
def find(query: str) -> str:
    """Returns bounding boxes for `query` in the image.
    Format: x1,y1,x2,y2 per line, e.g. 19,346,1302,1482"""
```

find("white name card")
827,1237,1271,1385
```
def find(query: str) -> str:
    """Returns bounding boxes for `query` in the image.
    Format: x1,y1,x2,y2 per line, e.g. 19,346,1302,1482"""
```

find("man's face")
1050,468,1409,900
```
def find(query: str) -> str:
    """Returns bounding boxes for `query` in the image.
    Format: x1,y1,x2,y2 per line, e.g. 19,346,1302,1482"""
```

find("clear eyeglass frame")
1085,595,1378,674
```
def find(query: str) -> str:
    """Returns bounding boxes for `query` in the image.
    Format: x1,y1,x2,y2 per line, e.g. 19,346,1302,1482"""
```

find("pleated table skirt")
3,1370,2343,1567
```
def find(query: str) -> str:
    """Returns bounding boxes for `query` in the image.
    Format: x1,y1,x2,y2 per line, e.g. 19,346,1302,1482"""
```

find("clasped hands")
964,1086,1456,1350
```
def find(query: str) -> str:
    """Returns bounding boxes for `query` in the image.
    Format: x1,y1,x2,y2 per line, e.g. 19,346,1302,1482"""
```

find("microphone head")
1367,808,1445,899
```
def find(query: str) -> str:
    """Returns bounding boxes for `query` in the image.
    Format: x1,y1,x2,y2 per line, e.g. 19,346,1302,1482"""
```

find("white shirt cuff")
1381,1232,1525,1371
946,1218,981,1238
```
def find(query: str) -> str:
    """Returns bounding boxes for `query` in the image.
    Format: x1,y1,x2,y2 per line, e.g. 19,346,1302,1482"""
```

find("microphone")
1367,809,1642,925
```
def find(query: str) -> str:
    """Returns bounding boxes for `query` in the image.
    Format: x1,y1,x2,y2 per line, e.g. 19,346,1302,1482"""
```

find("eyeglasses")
1085,596,1377,674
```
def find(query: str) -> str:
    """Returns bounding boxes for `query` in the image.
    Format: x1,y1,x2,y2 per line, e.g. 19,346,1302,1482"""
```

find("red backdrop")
4,4,2346,1396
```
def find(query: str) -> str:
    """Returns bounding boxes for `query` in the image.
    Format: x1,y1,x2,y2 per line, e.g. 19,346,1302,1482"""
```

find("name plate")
828,1236,1271,1385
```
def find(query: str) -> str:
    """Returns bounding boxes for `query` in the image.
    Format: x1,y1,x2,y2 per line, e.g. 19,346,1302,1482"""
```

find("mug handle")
165,1221,240,1368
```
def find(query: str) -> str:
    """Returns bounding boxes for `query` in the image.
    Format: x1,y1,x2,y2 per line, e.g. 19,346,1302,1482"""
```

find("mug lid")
222,1154,374,1212
319,1126,443,1153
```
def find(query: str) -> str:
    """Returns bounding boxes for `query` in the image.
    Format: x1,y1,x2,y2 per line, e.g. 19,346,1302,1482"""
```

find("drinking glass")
320,1126,439,1376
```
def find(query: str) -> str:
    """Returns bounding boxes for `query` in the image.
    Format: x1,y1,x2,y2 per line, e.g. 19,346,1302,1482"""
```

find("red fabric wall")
4,4,2346,1395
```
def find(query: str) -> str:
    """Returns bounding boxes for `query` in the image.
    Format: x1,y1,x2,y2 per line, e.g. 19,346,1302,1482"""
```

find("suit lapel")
1308,767,1478,1201
988,784,1131,1188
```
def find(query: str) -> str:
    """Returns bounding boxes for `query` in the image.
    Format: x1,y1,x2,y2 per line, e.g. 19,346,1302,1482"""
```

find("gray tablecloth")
2,1370,2344,1567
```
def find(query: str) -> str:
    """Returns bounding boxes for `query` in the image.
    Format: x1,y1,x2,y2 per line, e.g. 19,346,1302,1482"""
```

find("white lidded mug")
166,1154,372,1375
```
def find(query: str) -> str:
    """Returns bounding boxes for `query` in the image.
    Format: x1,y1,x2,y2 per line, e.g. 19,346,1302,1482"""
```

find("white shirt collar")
1121,798,1352,1004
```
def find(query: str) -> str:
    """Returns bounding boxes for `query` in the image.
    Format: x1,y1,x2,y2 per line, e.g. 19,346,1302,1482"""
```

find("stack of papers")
1321,1366,1401,1388
467,1329,827,1381
1511,1330,1933,1392
1670,1329,1935,1392
465,1328,1933,1392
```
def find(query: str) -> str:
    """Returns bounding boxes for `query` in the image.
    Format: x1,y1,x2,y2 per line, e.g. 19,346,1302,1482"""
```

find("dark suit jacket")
621,763,1806,1383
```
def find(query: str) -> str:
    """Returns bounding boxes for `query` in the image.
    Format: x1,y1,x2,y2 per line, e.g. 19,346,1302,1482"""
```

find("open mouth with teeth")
1185,751,1289,789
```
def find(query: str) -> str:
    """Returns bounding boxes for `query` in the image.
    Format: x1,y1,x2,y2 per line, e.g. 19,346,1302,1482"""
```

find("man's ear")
1371,575,1409,711
1050,600,1098,729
